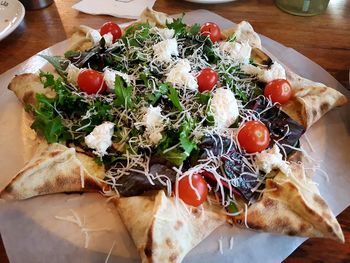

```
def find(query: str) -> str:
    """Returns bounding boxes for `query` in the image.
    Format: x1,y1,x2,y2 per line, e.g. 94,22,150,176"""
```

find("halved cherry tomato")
197,68,218,92
264,79,292,104
237,121,270,153
100,22,122,42
77,69,106,95
200,22,221,43
177,173,208,207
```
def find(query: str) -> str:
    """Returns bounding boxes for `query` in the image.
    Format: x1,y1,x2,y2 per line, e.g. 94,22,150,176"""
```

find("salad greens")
31,16,304,200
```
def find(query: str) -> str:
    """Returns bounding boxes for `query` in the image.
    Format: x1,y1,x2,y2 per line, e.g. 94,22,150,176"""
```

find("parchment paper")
0,10,349,263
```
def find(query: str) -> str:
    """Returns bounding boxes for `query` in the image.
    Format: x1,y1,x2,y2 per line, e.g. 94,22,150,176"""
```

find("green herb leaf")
162,149,188,166
189,23,200,35
227,35,237,43
227,200,239,213
39,54,67,77
196,92,211,105
29,94,65,143
179,120,197,156
114,76,134,108
167,86,183,111
166,16,187,35
39,71,56,88
64,50,81,59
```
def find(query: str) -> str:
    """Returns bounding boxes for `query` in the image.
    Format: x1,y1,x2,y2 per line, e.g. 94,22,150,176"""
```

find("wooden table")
0,0,349,262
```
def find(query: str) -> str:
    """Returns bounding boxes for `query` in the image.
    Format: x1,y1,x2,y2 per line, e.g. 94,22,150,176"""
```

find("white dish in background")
185,0,237,3
0,0,25,41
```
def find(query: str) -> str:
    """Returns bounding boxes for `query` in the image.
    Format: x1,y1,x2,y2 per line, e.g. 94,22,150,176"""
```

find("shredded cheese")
55,209,110,248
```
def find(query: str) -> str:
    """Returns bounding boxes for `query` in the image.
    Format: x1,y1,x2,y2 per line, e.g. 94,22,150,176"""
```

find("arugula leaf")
158,83,169,94
227,34,237,43
39,54,67,77
227,200,239,213
167,86,183,111
196,92,211,105
64,50,81,59
189,23,200,35
29,94,65,143
179,120,197,156
203,39,219,64
123,22,151,47
166,16,187,35
162,149,189,166
114,76,134,108
39,71,56,88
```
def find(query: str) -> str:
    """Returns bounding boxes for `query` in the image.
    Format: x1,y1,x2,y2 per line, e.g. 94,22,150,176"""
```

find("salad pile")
29,17,305,214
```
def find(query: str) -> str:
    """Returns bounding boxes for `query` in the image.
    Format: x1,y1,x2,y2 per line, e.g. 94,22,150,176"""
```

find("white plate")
185,0,237,3
0,9,349,263
0,0,25,41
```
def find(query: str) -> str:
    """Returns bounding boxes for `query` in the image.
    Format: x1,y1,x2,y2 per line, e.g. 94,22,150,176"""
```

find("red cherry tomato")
264,79,292,104
177,173,208,207
200,22,221,43
237,121,270,153
77,69,106,95
197,68,219,92
100,22,122,42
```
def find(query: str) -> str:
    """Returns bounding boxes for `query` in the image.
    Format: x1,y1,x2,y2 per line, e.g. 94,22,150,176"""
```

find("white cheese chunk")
152,38,178,62
166,59,198,91
85,122,115,157
143,106,164,128
254,144,291,175
66,64,83,86
103,68,134,92
219,41,252,64
210,88,239,130
103,32,114,48
88,29,102,46
241,62,286,83
151,27,175,39
142,106,166,145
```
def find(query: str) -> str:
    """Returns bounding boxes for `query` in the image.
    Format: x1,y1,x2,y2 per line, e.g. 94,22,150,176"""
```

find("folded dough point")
0,143,105,200
116,191,226,263
245,163,344,243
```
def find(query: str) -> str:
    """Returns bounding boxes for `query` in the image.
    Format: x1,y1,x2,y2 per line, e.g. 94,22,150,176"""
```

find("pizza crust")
245,163,344,242
116,191,226,263
282,70,348,129
2,9,347,258
0,143,105,200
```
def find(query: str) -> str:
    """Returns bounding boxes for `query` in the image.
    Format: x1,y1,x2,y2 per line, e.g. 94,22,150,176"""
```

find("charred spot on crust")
287,230,298,236
35,180,53,195
312,109,318,118
313,195,327,209
191,207,201,218
4,184,13,193
263,198,276,209
246,212,265,230
48,150,62,158
174,220,183,230
320,102,330,113
22,91,35,105
165,238,174,249
327,224,335,233
169,253,179,262
299,223,309,233
84,177,100,190
247,221,264,230
274,217,292,230
144,225,153,258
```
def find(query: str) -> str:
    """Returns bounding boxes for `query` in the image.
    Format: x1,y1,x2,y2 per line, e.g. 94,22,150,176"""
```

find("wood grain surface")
0,0,349,262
